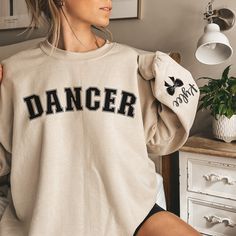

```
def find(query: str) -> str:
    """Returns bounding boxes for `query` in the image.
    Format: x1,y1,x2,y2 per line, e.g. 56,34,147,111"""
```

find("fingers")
0,64,3,84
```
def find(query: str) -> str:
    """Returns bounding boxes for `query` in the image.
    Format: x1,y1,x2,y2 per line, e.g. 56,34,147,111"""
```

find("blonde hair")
24,0,113,48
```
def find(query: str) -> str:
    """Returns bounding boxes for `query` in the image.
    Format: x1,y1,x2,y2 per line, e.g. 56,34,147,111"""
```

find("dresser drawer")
187,158,236,200
188,198,236,236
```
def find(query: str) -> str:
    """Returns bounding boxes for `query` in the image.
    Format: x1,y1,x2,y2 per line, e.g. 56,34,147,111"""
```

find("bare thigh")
136,211,201,236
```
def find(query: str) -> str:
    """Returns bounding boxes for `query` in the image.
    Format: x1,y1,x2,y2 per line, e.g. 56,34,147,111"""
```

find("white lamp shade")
195,23,233,65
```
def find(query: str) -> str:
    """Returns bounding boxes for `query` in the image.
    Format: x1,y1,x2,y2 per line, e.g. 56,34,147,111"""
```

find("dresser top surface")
180,133,236,158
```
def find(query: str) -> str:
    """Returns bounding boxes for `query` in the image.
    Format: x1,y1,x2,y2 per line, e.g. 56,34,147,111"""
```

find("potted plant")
198,65,236,142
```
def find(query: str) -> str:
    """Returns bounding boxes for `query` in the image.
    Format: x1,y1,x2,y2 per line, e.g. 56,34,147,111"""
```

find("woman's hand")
0,64,3,84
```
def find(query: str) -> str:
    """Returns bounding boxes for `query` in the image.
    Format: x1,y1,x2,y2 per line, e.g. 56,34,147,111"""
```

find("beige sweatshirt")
0,39,199,236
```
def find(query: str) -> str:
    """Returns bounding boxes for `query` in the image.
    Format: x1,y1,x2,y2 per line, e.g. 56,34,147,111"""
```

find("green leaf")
222,64,232,80
197,65,235,116
218,104,225,115
199,86,212,93
208,79,221,89
226,109,234,119
229,82,236,94
205,100,214,108
232,96,236,111
228,78,236,85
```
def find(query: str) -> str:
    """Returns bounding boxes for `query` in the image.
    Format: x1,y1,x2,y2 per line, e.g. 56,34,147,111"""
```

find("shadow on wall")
191,110,212,136
0,37,46,61
0,26,48,46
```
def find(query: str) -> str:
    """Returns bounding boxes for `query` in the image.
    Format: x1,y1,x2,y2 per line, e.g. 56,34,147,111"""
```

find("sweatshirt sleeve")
137,51,199,156
0,64,13,219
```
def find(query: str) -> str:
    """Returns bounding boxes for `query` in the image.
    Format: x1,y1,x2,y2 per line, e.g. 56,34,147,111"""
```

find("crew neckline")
39,39,116,60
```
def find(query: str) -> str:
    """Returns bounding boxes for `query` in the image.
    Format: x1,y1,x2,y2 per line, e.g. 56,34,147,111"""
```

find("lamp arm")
205,0,215,23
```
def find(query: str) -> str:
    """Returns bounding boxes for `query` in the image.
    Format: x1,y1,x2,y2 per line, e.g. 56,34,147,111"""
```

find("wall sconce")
195,0,235,65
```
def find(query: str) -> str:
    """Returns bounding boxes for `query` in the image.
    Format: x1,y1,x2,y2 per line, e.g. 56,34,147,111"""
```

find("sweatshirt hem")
130,186,160,235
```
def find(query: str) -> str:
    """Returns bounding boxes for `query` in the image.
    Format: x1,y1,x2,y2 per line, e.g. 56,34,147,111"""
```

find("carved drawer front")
188,198,236,236
187,158,236,200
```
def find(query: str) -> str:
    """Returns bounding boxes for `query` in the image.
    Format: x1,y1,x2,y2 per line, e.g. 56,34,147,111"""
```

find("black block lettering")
46,89,63,114
102,88,117,113
117,91,136,117
65,87,83,111
23,95,44,120
86,87,100,110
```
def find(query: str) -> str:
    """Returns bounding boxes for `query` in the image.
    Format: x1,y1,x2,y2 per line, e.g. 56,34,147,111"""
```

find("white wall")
1,0,236,134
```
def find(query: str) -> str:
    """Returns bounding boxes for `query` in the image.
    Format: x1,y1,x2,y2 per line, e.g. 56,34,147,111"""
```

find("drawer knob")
203,173,235,185
204,215,236,227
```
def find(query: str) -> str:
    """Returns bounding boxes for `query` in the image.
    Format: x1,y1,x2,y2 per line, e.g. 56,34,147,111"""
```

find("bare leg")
136,211,201,236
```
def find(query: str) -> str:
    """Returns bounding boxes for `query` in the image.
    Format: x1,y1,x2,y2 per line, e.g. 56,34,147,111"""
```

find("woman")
0,0,201,235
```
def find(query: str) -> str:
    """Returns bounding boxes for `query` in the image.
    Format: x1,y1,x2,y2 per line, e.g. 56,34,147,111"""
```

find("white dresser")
179,134,236,236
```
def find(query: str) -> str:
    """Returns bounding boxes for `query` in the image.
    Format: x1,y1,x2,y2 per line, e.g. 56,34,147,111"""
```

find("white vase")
212,115,236,143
